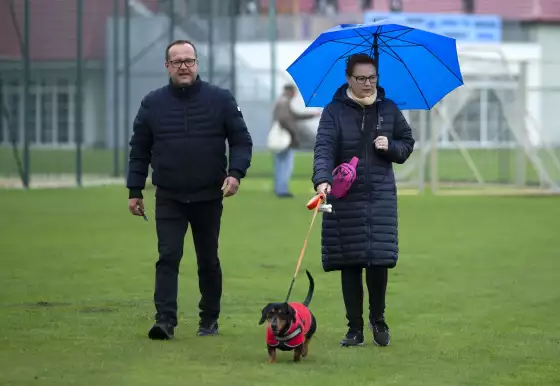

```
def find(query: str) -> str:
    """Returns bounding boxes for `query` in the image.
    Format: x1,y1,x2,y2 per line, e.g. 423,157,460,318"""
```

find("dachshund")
258,270,317,363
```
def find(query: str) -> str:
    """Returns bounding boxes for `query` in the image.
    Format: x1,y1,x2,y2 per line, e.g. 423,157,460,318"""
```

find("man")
127,39,253,340
272,84,318,198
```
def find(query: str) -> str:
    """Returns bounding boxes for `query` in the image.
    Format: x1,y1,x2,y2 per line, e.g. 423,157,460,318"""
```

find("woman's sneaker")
340,328,364,347
369,319,390,346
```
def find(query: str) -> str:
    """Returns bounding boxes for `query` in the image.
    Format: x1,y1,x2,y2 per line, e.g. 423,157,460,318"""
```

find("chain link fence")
0,0,241,188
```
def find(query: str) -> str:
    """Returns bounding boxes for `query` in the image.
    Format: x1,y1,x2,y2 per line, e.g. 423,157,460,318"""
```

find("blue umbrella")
286,20,464,110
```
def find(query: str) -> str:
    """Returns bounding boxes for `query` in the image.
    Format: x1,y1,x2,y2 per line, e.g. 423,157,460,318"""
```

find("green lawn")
1,185,559,385
1,146,560,187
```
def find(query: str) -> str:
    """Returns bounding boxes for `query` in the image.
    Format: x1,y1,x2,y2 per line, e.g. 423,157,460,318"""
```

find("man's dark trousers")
154,192,223,327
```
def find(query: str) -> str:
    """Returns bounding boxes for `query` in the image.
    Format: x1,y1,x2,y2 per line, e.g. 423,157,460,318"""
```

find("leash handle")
285,195,324,303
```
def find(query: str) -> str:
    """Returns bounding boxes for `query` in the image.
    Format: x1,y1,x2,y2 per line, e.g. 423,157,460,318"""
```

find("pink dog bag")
330,156,359,198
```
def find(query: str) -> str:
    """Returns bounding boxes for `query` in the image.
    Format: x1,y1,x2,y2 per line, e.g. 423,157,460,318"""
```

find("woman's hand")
316,182,332,195
374,136,389,151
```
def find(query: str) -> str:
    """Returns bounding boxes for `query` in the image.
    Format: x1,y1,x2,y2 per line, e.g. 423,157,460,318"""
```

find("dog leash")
284,193,326,303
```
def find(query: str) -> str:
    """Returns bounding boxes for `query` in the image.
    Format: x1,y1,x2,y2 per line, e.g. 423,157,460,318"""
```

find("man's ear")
258,304,271,325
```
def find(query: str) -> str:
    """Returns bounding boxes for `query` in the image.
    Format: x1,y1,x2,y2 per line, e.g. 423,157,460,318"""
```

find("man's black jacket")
126,77,253,202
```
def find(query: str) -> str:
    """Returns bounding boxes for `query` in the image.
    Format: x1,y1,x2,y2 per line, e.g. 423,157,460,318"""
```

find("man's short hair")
283,84,297,93
165,39,197,61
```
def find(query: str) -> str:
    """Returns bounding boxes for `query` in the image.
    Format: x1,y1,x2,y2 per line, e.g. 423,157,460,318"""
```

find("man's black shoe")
340,328,364,347
148,322,175,340
196,320,219,336
369,319,390,346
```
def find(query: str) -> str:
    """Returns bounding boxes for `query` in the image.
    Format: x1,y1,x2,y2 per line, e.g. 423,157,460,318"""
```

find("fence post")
208,0,215,83
169,0,175,41
515,61,527,187
112,0,120,177
269,0,277,102
417,110,427,193
230,0,237,97
23,0,30,188
76,0,84,187
123,0,130,178
429,111,438,193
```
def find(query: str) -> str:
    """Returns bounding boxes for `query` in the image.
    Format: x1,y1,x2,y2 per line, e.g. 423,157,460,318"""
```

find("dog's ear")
258,304,272,325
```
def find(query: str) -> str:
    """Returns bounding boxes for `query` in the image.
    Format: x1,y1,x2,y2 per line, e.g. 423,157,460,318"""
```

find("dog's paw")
268,358,277,364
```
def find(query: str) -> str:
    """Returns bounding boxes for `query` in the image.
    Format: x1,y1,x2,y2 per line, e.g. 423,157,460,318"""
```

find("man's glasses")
168,59,197,68
352,75,378,84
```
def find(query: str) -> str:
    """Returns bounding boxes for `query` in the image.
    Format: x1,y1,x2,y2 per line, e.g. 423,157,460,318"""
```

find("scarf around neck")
346,87,377,106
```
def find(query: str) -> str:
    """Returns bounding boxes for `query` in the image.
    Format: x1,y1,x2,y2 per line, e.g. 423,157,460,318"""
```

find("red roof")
0,0,159,61
366,0,560,22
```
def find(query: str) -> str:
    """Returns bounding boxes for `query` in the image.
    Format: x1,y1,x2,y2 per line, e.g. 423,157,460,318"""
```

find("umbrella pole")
374,34,379,73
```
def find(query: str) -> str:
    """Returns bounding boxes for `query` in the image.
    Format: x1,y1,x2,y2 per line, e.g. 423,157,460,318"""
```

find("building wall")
84,70,106,148
526,23,560,145
0,66,106,149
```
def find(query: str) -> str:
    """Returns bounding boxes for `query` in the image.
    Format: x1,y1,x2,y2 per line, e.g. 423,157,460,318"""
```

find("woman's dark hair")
345,53,377,77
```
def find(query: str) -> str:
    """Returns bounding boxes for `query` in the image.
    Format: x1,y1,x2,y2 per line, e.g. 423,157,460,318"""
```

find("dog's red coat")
266,302,313,348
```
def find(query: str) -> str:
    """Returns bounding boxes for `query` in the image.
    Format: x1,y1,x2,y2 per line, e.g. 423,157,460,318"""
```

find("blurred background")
1,0,560,194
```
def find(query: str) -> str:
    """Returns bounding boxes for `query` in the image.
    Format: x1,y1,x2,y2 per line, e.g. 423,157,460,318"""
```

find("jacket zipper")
361,106,372,265
184,107,188,150
184,106,190,200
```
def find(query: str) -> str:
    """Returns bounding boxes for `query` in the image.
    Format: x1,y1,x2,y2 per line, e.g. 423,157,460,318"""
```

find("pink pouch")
330,156,359,198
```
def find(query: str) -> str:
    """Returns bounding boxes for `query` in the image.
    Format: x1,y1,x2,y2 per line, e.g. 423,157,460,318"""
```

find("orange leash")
284,194,325,302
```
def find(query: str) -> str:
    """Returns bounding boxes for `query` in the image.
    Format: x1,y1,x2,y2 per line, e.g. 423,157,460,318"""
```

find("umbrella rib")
288,35,376,70
327,40,374,49
378,35,430,109
290,29,414,67
379,28,414,42
382,36,464,83
377,27,414,37
304,44,366,106
341,49,372,59
352,28,375,58
358,26,414,42
377,46,403,63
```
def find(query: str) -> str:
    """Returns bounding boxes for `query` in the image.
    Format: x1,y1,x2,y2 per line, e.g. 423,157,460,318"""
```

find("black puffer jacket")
126,76,253,202
312,84,415,271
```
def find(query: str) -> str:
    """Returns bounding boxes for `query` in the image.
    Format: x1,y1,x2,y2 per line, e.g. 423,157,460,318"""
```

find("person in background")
312,53,415,347
127,39,253,340
272,83,319,198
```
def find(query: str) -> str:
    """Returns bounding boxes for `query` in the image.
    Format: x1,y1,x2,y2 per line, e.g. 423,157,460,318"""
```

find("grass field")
2,147,560,186
1,183,559,385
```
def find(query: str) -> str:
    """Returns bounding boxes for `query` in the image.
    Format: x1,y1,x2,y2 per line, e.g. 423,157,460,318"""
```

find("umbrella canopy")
286,20,464,110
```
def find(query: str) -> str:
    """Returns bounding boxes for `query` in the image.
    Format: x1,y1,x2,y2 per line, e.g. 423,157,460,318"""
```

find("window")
0,78,4,144
29,91,37,144
41,92,53,143
0,77,74,147
57,93,70,144
8,93,20,143
462,0,475,13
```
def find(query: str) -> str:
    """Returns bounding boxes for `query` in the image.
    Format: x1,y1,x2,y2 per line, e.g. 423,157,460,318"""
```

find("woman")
312,53,415,347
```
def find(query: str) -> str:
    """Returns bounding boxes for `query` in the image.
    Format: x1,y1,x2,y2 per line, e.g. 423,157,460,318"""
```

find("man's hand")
129,198,144,216
222,176,240,197
374,136,389,151
316,182,331,195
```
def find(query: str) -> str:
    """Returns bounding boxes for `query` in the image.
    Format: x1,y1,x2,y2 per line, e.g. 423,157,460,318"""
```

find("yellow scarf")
346,87,377,106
